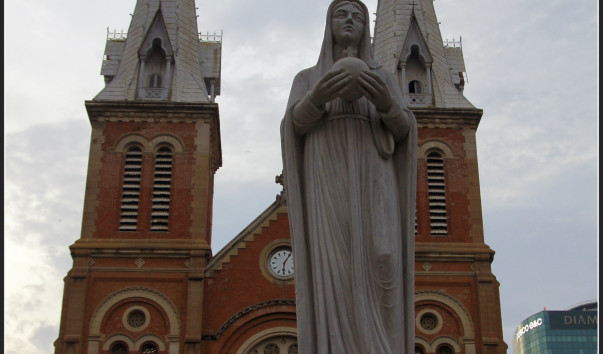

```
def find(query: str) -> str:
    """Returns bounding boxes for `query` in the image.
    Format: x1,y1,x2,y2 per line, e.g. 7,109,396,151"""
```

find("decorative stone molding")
416,309,444,335
114,133,152,153
422,262,433,271
414,290,476,354
411,107,483,129
201,299,296,341
135,258,145,268
415,290,474,335
113,133,184,154
432,336,463,353
101,334,135,351
149,134,184,153
122,305,151,332
418,139,455,159
236,327,298,354
100,333,167,352
85,100,222,172
88,286,181,354
131,334,167,351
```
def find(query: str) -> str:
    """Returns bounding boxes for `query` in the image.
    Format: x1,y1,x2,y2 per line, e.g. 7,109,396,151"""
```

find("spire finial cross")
410,1,417,13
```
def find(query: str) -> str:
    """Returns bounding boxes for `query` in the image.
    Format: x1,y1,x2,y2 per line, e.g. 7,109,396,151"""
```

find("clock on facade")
267,246,294,279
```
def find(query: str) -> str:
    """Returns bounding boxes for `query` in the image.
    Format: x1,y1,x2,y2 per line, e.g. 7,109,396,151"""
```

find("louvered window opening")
151,148,172,231
427,152,448,235
119,148,142,231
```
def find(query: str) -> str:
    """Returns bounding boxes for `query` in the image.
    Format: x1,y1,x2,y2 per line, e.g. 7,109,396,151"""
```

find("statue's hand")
309,68,352,108
358,71,393,112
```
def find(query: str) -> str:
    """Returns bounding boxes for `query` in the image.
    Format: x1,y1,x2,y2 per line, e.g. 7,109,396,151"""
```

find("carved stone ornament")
135,258,145,268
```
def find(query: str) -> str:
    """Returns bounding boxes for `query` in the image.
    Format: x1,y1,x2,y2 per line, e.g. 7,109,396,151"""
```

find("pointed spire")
95,0,215,103
373,0,474,108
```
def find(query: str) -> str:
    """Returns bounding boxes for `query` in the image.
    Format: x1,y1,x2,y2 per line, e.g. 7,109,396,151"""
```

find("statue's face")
331,2,365,48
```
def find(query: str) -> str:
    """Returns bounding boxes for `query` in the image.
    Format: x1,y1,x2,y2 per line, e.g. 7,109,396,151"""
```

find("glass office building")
512,301,598,354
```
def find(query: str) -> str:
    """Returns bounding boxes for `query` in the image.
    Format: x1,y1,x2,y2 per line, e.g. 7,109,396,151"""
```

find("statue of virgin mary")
280,0,417,352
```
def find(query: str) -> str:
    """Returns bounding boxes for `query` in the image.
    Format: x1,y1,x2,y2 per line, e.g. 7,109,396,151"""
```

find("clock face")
268,247,294,278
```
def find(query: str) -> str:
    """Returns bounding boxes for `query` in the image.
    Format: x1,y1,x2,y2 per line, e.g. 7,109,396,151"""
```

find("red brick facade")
55,103,505,354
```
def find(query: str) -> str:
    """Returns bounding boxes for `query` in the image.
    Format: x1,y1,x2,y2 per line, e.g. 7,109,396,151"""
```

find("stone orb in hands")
332,57,370,102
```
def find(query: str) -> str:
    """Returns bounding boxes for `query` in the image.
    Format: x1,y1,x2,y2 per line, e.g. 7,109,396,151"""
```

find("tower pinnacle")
95,0,220,103
373,0,472,108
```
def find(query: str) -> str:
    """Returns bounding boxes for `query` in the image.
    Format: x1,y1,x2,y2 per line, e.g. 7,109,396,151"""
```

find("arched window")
427,151,448,236
247,335,297,354
409,80,422,94
436,344,454,354
120,147,142,231
148,74,162,88
140,342,158,354
415,345,425,354
151,147,172,231
111,342,128,354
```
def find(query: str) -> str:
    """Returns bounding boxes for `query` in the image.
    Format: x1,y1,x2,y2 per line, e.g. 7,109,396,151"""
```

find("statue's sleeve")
286,69,326,136
292,93,326,135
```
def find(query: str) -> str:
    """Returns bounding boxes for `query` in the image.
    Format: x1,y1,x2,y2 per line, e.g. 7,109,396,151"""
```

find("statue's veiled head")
331,1,366,49
314,0,378,77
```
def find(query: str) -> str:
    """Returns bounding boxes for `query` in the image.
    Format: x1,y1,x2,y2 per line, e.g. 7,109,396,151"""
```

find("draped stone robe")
280,1,417,353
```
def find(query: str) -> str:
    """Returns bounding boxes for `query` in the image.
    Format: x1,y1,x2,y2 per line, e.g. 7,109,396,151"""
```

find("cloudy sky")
4,0,598,352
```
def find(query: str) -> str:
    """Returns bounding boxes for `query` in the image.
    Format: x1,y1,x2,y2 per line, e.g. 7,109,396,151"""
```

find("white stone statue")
280,0,418,352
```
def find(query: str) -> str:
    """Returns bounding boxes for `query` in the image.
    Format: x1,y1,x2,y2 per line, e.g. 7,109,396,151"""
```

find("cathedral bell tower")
373,0,507,353
54,1,222,353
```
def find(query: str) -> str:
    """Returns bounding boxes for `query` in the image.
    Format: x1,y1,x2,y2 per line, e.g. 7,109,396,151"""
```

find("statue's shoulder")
293,66,317,83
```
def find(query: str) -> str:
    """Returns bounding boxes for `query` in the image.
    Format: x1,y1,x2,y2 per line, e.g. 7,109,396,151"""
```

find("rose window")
127,310,146,328
420,312,438,331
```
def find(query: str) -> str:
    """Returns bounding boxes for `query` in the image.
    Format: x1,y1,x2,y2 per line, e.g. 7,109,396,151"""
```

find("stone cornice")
415,242,495,262
85,100,219,122
411,107,483,129
85,100,222,171
70,238,211,252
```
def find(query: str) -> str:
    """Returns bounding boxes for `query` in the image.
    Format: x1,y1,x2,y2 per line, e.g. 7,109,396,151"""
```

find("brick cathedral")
54,0,507,353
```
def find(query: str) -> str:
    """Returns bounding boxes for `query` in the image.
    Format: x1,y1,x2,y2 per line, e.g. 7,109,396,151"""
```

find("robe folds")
280,1,417,353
